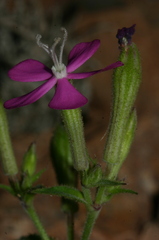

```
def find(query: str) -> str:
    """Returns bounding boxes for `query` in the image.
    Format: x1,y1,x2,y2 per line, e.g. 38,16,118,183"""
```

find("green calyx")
104,43,141,178
61,108,89,171
0,100,18,176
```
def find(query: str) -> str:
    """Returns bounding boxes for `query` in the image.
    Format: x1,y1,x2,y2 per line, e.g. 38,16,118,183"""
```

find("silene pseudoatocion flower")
4,28,123,110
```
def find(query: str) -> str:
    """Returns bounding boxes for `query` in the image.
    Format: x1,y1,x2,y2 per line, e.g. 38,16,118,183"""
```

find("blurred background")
1,0,159,239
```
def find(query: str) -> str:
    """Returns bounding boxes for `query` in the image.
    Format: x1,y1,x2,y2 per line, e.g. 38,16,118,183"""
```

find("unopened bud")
22,142,37,176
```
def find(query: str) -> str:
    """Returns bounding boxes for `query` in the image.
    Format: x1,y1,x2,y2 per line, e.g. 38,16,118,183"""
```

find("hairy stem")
67,213,74,240
81,208,100,240
25,202,50,240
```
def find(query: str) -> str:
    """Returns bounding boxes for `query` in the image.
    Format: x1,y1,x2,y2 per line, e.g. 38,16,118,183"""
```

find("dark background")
0,0,159,239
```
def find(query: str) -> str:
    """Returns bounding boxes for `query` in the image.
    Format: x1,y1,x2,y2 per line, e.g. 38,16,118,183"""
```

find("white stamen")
59,28,67,65
36,34,50,55
50,37,61,68
36,28,68,79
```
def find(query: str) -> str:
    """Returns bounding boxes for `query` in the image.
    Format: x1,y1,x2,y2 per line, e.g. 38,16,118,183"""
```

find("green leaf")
101,187,138,204
0,184,14,195
90,179,126,188
21,169,45,189
109,187,138,195
30,169,46,184
33,185,87,204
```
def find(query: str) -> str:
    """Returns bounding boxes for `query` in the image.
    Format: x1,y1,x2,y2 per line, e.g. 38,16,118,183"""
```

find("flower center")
36,28,67,79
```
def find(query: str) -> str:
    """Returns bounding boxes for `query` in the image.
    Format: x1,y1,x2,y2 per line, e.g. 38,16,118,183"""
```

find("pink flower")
4,28,123,110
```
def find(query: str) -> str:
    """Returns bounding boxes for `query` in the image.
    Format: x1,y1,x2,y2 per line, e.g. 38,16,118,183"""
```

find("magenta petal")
8,59,52,82
67,40,100,73
48,78,88,109
4,77,57,109
67,61,124,79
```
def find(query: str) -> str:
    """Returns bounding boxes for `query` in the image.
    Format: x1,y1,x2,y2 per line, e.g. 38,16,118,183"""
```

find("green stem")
81,208,100,240
61,108,89,171
67,213,74,240
25,201,50,240
0,100,18,176
95,186,105,205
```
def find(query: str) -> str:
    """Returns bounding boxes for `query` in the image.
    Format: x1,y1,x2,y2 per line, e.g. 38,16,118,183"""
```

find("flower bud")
22,142,37,176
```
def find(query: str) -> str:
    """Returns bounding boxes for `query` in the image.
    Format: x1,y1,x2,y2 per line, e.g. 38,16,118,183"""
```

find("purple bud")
116,24,136,48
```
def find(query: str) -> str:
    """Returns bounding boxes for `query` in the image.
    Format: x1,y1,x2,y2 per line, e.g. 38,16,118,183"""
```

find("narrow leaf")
109,187,138,195
0,184,14,195
30,169,46,184
33,185,87,204
90,179,126,188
